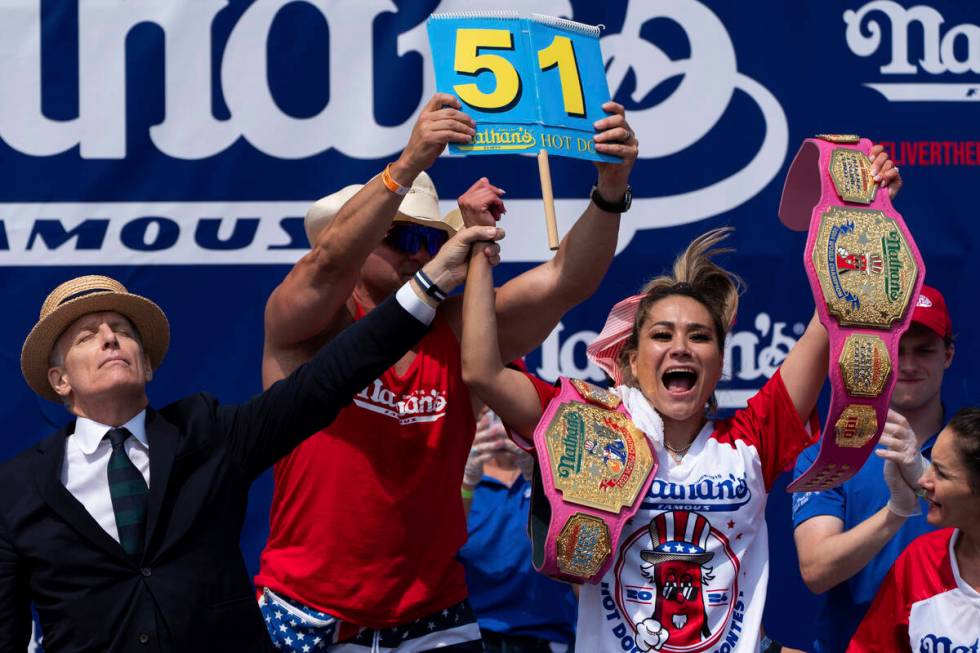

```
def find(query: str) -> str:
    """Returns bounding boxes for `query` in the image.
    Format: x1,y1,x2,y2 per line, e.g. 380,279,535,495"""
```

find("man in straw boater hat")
0,219,503,653
253,92,638,651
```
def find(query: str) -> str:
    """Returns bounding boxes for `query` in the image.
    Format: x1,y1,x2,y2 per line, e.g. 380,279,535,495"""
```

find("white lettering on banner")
536,322,604,383
0,0,788,263
533,315,802,410
844,1,980,102
0,202,311,265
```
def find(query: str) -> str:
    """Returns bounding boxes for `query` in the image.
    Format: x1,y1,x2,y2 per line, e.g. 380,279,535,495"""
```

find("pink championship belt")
779,135,925,492
529,378,657,584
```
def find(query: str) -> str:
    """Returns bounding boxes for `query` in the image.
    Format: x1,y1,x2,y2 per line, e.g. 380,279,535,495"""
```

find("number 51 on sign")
427,12,618,249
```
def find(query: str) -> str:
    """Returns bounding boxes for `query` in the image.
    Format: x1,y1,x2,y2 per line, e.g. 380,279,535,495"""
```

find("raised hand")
457,177,506,228
870,143,902,201
392,93,476,184
876,409,928,488
877,409,926,517
419,225,503,297
593,101,639,204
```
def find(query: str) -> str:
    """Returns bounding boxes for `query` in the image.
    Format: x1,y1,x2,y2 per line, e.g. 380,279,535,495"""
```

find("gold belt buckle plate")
556,513,612,578
834,404,879,449
839,334,892,398
811,206,919,329
543,402,653,513
829,148,878,204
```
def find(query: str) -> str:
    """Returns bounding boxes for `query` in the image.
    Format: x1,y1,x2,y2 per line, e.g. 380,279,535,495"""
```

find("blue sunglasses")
383,223,449,255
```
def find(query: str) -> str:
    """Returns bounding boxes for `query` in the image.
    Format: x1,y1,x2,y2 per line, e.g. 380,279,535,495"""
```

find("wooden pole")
537,150,559,251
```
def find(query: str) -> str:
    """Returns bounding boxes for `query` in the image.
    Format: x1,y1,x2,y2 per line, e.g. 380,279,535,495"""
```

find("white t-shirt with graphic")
849,528,980,652
531,370,816,653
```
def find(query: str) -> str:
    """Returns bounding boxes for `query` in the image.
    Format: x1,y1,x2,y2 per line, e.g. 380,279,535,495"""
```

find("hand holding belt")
779,135,925,492
529,378,657,583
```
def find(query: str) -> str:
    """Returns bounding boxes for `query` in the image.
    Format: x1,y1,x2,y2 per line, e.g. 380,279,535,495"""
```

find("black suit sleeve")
218,292,430,478
0,514,31,651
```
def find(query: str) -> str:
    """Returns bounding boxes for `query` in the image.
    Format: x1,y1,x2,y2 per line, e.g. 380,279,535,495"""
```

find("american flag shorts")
258,588,483,652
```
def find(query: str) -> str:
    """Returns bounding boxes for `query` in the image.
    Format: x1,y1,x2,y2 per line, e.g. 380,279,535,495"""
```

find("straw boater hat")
21,275,170,402
304,170,464,245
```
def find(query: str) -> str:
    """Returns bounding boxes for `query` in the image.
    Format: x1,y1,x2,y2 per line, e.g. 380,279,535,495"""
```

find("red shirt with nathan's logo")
848,528,980,653
255,314,475,627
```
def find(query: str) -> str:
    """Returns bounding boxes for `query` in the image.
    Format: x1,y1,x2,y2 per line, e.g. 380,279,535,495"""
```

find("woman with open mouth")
461,226,829,652
848,407,980,650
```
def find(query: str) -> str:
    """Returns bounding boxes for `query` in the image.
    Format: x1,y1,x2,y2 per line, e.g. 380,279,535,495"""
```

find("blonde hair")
616,227,743,401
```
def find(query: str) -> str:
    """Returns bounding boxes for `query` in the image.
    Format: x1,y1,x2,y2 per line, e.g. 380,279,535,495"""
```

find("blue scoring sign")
427,13,618,163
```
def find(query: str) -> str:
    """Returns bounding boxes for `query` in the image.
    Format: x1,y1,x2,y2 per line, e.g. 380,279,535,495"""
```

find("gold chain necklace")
664,441,693,457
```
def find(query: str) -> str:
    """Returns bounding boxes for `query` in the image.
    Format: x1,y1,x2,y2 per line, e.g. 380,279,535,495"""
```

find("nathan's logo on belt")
815,207,917,328
556,410,586,478
881,230,905,302
545,404,649,512
353,379,448,425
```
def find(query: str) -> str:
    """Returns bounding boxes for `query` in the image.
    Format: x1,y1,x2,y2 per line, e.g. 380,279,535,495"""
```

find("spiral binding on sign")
429,11,521,21
531,14,601,37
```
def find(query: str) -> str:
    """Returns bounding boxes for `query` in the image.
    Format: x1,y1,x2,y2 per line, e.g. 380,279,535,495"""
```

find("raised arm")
444,102,638,362
262,93,476,385
460,243,546,442
233,224,504,477
780,144,902,420
776,311,830,422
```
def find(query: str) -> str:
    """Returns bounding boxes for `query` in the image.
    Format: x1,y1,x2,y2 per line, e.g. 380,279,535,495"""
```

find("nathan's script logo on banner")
427,12,618,163
845,1,980,102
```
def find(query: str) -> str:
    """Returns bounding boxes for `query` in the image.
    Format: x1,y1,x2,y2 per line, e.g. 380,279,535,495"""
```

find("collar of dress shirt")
72,410,149,455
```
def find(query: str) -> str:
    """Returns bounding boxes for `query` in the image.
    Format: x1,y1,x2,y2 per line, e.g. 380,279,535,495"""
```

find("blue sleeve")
791,443,846,527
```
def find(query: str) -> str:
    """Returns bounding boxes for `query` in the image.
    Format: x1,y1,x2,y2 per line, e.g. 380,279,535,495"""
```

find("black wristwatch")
591,184,632,213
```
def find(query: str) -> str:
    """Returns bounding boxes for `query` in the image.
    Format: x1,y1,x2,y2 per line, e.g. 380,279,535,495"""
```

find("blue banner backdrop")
0,1,976,648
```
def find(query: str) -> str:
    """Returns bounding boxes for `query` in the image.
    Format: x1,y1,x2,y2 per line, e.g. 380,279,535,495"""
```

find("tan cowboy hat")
21,275,170,402
304,170,464,246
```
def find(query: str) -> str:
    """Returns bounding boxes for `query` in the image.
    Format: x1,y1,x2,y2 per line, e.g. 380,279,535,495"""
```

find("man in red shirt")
254,93,638,652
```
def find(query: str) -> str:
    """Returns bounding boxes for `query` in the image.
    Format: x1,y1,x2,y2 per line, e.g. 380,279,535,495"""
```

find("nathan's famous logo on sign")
845,2,980,102
0,0,789,264
460,127,538,152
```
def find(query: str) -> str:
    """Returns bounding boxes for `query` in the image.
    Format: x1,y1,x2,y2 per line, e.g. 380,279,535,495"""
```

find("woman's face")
919,427,980,529
629,295,723,435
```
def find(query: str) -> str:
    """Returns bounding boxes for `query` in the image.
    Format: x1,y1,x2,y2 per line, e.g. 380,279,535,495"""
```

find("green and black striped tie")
105,427,149,557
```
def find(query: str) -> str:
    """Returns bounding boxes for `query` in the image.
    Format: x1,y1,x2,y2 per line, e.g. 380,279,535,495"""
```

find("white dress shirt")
60,411,150,543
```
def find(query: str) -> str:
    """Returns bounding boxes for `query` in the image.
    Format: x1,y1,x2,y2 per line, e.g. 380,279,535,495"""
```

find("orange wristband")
381,163,410,196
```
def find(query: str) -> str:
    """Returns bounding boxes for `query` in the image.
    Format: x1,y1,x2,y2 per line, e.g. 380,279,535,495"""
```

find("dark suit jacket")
0,295,429,652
